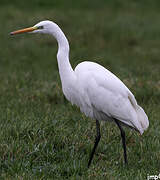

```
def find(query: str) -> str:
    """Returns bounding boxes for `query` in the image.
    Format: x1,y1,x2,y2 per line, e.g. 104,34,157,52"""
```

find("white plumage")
10,20,149,167
73,61,148,135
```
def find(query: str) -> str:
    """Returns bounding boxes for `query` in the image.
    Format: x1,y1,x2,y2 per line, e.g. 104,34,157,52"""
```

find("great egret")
10,20,149,167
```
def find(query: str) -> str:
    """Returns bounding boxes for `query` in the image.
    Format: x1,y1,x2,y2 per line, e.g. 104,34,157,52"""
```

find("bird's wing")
75,61,142,130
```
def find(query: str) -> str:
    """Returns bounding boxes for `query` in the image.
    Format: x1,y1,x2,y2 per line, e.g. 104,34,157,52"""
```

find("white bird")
10,20,149,167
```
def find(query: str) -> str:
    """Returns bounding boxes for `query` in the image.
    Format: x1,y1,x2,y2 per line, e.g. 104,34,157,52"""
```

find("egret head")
10,20,58,35
10,20,69,52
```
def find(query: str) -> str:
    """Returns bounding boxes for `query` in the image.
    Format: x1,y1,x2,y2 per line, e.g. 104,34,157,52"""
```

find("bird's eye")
37,26,44,29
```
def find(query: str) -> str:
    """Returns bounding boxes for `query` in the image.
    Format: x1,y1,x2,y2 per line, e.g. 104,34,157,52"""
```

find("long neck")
50,23,76,90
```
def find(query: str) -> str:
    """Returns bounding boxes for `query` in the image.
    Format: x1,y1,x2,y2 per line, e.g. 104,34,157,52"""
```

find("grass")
0,0,160,179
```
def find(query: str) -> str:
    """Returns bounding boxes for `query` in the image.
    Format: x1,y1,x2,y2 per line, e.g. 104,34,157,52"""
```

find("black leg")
88,120,101,168
114,118,128,164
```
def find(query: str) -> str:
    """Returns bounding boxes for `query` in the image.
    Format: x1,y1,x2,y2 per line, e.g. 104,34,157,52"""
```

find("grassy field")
0,0,160,179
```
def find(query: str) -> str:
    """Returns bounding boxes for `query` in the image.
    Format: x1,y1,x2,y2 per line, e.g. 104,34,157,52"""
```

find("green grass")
0,0,160,179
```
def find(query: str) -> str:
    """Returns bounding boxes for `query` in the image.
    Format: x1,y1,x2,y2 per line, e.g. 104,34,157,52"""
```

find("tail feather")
128,93,149,134
136,105,149,133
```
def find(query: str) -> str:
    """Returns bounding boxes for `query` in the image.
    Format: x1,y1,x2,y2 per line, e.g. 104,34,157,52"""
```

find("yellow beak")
10,26,37,35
